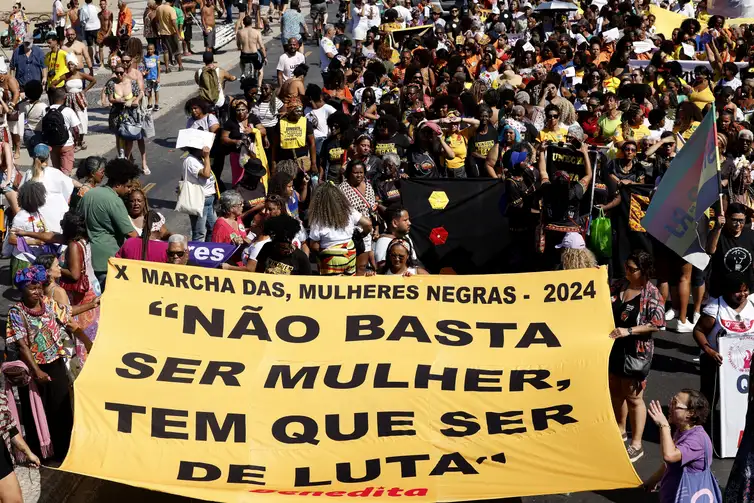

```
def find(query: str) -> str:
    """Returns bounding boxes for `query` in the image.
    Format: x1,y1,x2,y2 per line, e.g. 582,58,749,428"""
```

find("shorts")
146,79,160,95
654,240,706,287
241,51,264,69
183,22,193,41
310,2,326,17
260,4,270,16
160,34,180,55
85,29,98,46
203,27,216,48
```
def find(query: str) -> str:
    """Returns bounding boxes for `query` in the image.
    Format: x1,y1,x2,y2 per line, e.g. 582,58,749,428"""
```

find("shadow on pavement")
654,337,700,357
650,354,700,375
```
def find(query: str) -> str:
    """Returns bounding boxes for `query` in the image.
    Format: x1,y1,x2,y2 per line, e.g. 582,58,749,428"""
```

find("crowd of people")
6,0,754,500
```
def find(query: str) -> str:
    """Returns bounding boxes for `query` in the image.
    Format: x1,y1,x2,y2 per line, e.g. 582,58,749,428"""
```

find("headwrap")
13,266,47,290
65,52,78,67
500,124,521,143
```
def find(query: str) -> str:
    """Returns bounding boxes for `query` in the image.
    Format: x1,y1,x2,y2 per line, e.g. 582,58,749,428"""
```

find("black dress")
608,292,641,377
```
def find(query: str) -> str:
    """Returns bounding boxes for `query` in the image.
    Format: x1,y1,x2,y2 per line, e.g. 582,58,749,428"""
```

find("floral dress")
10,12,28,46
104,77,143,133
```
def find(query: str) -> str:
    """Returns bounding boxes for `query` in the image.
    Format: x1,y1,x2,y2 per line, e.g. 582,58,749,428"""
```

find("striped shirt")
252,98,284,128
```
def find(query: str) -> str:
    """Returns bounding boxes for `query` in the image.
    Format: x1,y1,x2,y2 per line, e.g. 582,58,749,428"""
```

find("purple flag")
188,242,239,268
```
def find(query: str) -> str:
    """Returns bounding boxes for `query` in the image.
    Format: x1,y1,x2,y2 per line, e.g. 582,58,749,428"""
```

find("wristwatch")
628,327,633,336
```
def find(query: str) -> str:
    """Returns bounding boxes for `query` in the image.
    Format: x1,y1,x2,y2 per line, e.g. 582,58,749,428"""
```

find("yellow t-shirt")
615,123,651,144
444,133,468,171
538,127,568,144
674,121,700,140
691,87,714,110
603,77,620,94
45,50,68,88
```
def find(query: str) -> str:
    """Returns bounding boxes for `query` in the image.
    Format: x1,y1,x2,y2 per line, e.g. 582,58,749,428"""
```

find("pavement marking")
143,182,157,194
305,50,312,57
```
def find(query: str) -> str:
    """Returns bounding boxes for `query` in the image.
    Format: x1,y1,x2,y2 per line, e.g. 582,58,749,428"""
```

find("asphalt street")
0,2,743,501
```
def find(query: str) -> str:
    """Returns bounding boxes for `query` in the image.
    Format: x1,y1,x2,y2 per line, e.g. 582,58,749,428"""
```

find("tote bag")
674,433,722,503
175,161,205,216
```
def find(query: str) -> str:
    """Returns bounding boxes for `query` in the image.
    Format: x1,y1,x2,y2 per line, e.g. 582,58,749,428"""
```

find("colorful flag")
641,105,721,270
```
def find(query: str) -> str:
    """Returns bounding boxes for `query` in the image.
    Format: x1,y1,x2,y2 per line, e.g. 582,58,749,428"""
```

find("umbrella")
534,1,578,12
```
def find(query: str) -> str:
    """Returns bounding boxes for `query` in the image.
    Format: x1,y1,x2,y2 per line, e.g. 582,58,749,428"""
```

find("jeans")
95,271,107,292
189,194,217,242
226,2,233,22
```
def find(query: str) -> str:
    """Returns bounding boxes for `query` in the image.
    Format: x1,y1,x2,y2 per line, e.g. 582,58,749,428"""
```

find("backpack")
198,68,220,105
41,106,70,146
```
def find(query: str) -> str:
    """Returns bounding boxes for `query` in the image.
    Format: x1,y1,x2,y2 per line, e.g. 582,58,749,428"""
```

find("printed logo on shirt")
264,259,294,275
375,142,398,156
725,336,754,372
721,318,754,333
724,247,753,273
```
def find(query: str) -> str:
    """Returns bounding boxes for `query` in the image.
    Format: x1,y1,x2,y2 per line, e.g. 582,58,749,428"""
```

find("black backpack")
41,105,70,146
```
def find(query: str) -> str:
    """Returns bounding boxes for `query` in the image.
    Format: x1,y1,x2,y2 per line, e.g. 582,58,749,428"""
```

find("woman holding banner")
608,250,665,463
693,272,754,437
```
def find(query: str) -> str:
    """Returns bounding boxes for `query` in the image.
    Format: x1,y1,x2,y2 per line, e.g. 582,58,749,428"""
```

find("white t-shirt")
183,155,217,196
20,167,73,234
320,37,337,72
276,52,305,82
701,295,754,351
53,0,66,27
243,236,271,265
48,104,81,147
81,3,101,31
353,86,383,106
304,104,336,140
309,209,361,249
21,101,48,132
394,5,411,26
373,235,417,264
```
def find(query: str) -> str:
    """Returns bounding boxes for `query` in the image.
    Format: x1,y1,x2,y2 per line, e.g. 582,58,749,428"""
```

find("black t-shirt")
607,159,647,183
541,180,585,226
468,125,498,177
321,136,347,182
221,114,263,154
505,172,539,230
407,144,440,178
710,228,754,297
254,243,312,275
373,177,401,208
374,133,411,160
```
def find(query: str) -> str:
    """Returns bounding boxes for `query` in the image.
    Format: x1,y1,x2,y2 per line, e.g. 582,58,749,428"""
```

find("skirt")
64,91,89,135
0,440,14,480
18,358,73,462
318,240,356,276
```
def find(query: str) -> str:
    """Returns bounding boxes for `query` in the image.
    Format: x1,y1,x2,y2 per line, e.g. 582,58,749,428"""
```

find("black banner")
400,179,508,274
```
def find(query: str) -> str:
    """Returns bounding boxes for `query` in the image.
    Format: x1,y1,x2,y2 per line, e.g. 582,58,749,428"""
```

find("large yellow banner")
60,259,641,501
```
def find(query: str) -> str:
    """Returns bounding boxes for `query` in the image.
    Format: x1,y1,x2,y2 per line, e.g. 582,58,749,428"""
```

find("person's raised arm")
647,400,682,463
706,213,724,254
578,143,593,188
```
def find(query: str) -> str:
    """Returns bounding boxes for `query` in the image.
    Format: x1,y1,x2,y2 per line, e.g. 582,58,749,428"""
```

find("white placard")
563,66,576,77
572,76,583,85
602,27,620,43
522,41,535,52
719,336,754,458
633,40,655,54
682,42,696,58
176,129,216,150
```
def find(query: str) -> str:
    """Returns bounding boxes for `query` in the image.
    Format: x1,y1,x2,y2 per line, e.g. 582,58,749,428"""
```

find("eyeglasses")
547,114,560,119
731,218,746,225
623,147,637,153
167,251,186,258
670,398,688,410
625,264,640,273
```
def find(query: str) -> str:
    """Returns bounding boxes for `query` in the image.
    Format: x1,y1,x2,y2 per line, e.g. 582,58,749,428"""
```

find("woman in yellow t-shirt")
537,104,568,144
673,101,703,141
429,111,480,178
686,69,714,111
615,105,651,147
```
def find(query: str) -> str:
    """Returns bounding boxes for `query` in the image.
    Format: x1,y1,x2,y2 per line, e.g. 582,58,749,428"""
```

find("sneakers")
665,308,676,321
626,445,644,463
153,104,160,111
693,312,701,324
674,318,695,333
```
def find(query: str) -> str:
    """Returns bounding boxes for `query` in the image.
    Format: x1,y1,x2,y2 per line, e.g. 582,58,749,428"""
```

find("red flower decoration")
429,226,449,246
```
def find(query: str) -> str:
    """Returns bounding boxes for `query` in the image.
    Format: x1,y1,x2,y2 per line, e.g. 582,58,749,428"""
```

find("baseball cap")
555,232,586,250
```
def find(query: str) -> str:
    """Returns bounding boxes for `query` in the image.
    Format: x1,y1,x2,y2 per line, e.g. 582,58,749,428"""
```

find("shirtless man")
63,27,93,74
237,16,266,81
279,63,307,110
96,0,113,66
181,0,196,55
200,0,216,52
0,71,21,159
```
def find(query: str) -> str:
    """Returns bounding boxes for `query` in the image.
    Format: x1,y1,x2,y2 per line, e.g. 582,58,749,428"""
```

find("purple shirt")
659,425,710,503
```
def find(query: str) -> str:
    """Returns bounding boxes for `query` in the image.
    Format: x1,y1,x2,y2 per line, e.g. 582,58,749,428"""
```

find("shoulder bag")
175,159,206,216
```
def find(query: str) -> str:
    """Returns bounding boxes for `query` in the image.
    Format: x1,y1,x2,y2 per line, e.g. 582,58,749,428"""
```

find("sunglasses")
625,264,640,273
114,71,125,75
547,114,560,119
168,251,186,258
731,218,746,225
623,147,637,153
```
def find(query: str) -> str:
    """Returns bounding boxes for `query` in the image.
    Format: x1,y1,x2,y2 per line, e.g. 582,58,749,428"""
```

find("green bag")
589,208,612,258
